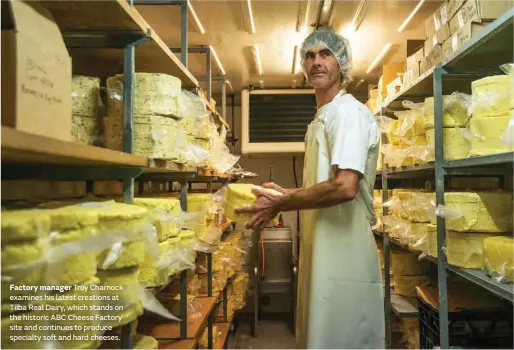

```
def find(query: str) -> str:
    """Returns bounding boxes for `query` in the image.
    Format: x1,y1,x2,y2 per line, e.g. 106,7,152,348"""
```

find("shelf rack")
3,1,236,349
377,10,514,349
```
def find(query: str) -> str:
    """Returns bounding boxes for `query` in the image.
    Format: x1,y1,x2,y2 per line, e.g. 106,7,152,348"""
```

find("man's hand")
235,186,283,231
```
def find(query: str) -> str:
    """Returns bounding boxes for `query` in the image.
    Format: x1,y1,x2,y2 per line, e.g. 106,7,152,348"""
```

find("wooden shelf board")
213,322,231,349
2,127,148,167
139,296,217,340
43,0,198,87
158,338,197,349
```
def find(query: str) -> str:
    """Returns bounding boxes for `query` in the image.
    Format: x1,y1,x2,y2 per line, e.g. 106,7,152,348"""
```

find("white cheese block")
72,75,100,117
433,192,513,233
426,127,468,160
469,113,514,157
471,75,512,118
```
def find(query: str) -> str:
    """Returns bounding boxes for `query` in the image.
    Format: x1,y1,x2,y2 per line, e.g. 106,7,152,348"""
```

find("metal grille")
249,93,316,143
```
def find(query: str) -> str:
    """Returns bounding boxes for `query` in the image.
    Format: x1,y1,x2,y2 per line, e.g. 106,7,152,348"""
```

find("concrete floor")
230,313,296,349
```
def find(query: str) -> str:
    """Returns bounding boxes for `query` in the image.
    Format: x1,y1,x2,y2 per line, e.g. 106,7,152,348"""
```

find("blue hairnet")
300,28,353,88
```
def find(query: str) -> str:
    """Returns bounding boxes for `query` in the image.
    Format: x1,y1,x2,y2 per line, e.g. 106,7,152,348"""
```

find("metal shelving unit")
377,9,514,349
2,1,236,349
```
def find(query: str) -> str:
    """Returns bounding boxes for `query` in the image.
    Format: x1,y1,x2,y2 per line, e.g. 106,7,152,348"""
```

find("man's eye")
320,50,332,57
305,53,314,60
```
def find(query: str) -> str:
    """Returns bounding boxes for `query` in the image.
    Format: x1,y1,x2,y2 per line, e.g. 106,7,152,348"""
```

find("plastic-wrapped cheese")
199,270,227,294
424,95,468,129
1,240,45,301
107,73,181,117
199,325,219,349
97,239,146,270
471,75,511,118
133,197,181,241
225,184,282,224
483,236,514,282
395,109,425,138
469,112,513,157
139,240,172,287
48,277,102,350
72,115,100,145
391,250,429,276
426,128,468,160
47,226,98,286
187,193,215,218
408,223,429,252
434,192,513,232
197,250,225,273
96,267,143,327
179,115,217,139
446,231,499,269
231,272,249,295
72,75,100,117
394,275,430,297
407,192,435,223
1,210,51,242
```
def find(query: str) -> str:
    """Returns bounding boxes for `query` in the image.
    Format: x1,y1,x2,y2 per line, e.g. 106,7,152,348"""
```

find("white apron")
296,92,385,349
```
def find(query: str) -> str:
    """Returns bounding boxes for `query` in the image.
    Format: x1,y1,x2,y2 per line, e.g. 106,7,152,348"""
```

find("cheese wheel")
424,95,468,129
471,75,511,118
483,236,514,282
1,210,51,242
427,224,438,258
433,192,513,232
469,113,513,156
426,128,468,160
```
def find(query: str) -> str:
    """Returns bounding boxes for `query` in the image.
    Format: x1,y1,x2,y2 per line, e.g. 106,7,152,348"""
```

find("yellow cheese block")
446,231,500,269
197,250,226,273
225,184,282,224
1,210,52,242
426,128,468,160
187,193,215,222
199,270,227,294
427,224,439,258
133,197,181,241
47,205,99,231
394,274,430,297
72,75,101,118
434,192,513,232
391,250,429,276
424,95,469,129
47,226,97,286
408,223,429,252
133,197,181,214
483,236,514,282
469,113,513,156
97,240,146,270
407,192,435,223
471,75,511,118
231,272,250,295
395,109,425,138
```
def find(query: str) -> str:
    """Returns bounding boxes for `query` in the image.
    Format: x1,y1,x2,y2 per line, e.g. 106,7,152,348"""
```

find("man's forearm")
277,180,354,211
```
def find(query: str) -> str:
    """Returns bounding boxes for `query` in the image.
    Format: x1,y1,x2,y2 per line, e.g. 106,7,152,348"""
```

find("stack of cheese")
225,232,246,274
215,272,250,319
391,105,432,167
373,189,392,232
391,249,430,298
72,75,102,145
196,248,228,295
399,317,420,350
429,192,513,270
103,73,184,161
424,94,469,160
469,75,514,157
188,193,218,240
132,197,182,287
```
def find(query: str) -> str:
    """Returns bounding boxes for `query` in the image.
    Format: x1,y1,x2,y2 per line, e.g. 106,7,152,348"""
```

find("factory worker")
236,28,384,349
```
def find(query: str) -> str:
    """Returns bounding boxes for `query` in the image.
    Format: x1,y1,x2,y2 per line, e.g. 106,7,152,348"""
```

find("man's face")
304,46,341,89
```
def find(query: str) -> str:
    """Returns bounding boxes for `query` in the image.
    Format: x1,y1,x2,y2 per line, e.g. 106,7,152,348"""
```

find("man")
236,29,385,348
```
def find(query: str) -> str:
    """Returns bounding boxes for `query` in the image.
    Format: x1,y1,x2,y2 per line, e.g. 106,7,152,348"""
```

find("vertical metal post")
207,253,213,297
206,47,212,101
180,180,188,211
123,45,135,204
180,269,188,339
381,128,391,350
120,323,132,349
434,66,449,349
181,0,188,67
251,229,260,337
223,284,228,322
207,180,213,193
86,180,94,195
222,78,227,123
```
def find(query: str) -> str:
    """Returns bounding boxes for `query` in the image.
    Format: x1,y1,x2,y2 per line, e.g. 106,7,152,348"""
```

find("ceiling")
136,0,442,97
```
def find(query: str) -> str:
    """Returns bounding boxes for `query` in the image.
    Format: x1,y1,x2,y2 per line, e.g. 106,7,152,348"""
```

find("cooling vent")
241,89,316,154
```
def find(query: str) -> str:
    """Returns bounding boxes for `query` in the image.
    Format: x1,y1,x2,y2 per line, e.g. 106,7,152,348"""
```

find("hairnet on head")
300,28,353,88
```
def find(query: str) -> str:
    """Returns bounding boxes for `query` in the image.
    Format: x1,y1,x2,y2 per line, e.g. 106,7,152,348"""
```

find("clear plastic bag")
435,204,464,221
177,90,209,119
470,75,511,118
394,101,425,137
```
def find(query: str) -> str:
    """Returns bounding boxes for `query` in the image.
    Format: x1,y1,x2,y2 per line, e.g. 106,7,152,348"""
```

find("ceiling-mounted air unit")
241,89,316,155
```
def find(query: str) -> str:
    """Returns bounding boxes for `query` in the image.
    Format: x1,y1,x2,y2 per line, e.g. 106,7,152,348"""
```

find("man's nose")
313,53,323,65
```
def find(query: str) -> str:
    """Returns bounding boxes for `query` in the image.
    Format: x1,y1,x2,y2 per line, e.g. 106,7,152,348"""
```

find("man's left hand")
235,187,282,231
